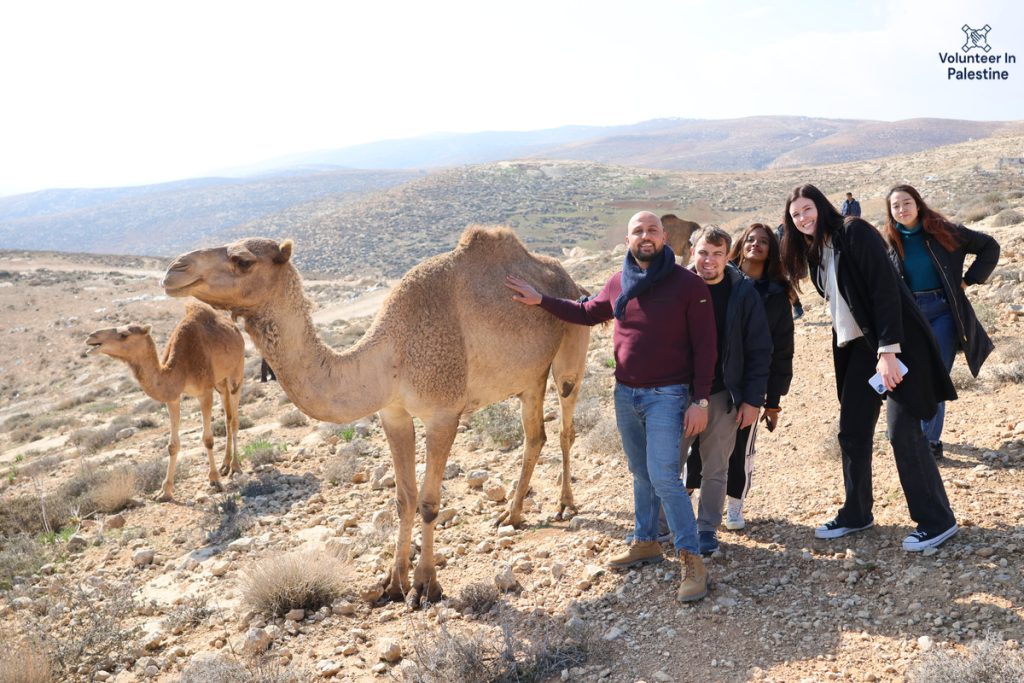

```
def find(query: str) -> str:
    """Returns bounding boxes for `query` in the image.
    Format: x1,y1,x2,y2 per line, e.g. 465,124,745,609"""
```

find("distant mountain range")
1,116,1021,269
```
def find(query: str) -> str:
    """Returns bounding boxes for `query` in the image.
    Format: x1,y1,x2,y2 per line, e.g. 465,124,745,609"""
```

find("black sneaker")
903,524,958,551
792,304,805,320
814,518,873,539
929,441,944,460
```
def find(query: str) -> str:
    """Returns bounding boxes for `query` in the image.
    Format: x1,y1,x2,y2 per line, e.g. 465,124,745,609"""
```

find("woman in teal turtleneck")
883,185,1000,460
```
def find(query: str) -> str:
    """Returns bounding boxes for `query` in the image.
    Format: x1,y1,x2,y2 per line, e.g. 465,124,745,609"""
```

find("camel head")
161,238,294,315
86,324,153,360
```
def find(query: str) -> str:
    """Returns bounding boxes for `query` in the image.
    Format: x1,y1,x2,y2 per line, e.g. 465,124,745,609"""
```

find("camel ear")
275,240,293,264
141,324,152,334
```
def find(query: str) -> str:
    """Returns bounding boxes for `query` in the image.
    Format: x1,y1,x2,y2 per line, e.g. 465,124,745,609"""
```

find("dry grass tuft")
457,581,499,615
179,653,307,683
0,535,52,590
911,634,1024,683
471,400,524,450
278,409,308,428
88,466,137,514
242,551,351,617
0,641,53,683
405,616,599,683
579,416,621,457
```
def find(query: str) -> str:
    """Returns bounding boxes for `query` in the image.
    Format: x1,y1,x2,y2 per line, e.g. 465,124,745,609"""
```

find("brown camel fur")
160,227,590,607
661,214,701,266
85,301,245,501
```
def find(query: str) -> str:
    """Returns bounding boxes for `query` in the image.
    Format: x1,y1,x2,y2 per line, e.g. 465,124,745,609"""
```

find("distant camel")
86,301,245,501
661,214,701,265
161,227,589,607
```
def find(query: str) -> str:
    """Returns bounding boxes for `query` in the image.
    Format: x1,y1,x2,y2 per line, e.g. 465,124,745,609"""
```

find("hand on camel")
505,275,542,305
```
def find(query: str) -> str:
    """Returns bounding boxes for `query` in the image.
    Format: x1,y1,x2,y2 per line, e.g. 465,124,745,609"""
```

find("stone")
603,626,623,641
133,548,156,566
286,608,306,621
317,660,342,677
466,470,489,488
67,534,88,552
241,628,273,655
484,483,507,502
917,635,934,651
550,562,565,580
227,536,255,552
104,513,127,530
378,638,402,663
495,566,519,591
332,599,357,616
210,560,231,577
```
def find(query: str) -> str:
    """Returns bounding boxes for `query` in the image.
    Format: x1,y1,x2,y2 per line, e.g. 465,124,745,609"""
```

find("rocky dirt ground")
1,208,1023,682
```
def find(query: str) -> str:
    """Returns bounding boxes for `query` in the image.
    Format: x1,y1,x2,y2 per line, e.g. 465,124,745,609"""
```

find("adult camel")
161,226,589,607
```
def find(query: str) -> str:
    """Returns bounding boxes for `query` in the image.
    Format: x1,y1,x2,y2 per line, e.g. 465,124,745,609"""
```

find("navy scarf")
613,244,675,320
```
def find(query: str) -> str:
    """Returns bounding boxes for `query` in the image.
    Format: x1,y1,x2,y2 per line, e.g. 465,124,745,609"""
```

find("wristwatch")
695,399,709,409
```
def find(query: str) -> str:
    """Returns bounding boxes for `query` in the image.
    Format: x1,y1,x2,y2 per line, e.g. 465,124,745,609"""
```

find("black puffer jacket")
750,276,794,409
887,224,999,376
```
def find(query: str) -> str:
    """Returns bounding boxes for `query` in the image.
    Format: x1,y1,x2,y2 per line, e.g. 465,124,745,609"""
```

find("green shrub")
0,534,52,590
243,440,287,467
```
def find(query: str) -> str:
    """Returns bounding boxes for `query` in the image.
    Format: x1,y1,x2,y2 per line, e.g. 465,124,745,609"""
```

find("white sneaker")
725,497,745,530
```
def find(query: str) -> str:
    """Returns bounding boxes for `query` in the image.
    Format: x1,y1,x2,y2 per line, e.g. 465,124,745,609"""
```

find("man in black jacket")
682,226,771,556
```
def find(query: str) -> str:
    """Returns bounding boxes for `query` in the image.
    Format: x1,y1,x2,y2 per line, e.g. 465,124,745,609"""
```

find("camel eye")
231,255,255,271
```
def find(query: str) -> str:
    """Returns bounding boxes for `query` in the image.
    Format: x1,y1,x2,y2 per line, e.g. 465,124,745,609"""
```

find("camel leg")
551,328,587,520
157,400,181,502
228,379,242,474
409,414,459,609
218,381,241,477
554,377,581,520
497,376,547,529
379,406,416,602
199,391,223,492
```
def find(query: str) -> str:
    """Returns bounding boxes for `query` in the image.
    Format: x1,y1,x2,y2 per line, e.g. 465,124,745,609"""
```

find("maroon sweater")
540,265,716,399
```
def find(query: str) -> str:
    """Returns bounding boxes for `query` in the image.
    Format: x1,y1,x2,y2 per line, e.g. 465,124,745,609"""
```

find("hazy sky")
2,0,1022,196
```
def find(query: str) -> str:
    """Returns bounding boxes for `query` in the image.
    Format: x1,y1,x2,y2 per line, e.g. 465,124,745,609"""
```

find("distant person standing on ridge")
840,192,862,218
505,211,716,602
780,183,958,552
881,184,999,460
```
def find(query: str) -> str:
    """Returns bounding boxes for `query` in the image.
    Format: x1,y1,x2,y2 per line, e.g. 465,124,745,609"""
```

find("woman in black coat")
780,184,958,552
882,184,1000,460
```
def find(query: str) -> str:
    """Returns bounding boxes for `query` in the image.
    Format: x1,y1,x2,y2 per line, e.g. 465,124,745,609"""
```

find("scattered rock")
378,638,402,663
132,548,156,567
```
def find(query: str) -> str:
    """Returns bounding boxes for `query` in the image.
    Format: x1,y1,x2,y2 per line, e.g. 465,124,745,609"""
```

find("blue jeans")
915,290,956,443
614,382,699,555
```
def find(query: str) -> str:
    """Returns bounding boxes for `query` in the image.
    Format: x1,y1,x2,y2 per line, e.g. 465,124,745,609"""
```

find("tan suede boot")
676,549,709,602
608,541,664,569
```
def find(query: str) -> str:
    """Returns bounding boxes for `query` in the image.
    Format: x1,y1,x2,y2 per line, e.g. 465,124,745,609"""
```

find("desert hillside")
0,194,1022,682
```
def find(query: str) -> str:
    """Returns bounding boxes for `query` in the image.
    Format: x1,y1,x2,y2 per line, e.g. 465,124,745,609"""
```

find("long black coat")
810,219,957,420
887,224,999,376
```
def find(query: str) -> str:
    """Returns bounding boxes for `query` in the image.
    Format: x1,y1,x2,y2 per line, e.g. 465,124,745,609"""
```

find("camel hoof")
405,582,443,610
209,480,224,492
218,464,230,477
495,509,524,529
556,504,579,522
153,491,173,503
381,579,407,604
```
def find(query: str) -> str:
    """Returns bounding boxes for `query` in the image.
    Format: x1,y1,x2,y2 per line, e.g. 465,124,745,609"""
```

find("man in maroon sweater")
506,211,716,602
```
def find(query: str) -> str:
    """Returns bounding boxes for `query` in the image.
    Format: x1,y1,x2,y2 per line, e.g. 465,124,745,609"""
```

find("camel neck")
242,288,395,424
128,337,184,403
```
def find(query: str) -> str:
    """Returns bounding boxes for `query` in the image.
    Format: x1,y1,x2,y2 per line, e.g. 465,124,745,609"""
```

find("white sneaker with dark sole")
814,518,874,539
725,498,745,530
903,524,958,551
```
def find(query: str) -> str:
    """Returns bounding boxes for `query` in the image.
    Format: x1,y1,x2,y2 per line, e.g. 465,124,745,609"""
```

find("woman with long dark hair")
685,223,794,530
882,184,1000,460
780,184,958,552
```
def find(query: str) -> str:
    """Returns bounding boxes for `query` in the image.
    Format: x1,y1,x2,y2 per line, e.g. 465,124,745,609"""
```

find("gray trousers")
681,390,739,532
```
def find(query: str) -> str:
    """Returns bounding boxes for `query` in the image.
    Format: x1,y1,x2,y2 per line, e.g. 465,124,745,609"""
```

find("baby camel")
86,301,245,501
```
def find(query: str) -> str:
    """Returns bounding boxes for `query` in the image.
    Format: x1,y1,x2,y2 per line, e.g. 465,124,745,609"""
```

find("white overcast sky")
1,0,1022,196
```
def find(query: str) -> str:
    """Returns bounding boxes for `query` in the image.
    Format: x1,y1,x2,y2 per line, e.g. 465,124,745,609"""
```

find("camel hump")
456,225,530,258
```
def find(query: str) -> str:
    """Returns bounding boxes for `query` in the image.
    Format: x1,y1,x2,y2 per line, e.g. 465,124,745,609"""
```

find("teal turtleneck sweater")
898,223,943,292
